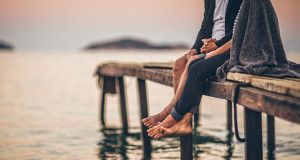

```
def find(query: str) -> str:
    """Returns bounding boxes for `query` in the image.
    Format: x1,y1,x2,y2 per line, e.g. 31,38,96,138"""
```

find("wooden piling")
137,78,152,156
180,132,193,159
116,77,128,134
244,108,262,160
99,76,117,126
96,62,300,160
100,83,106,126
227,100,233,130
267,115,275,159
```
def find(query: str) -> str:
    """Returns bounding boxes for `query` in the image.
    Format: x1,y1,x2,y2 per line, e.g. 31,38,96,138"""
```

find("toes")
156,132,163,139
148,123,154,128
151,132,157,138
142,116,150,122
160,126,167,133
148,133,154,137
144,122,150,127
160,126,171,136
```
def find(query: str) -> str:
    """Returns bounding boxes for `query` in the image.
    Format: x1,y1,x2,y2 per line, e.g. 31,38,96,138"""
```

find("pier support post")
267,115,275,160
227,100,233,130
137,78,152,157
100,83,107,126
99,76,116,126
180,133,193,160
244,108,262,160
193,101,201,126
116,77,128,134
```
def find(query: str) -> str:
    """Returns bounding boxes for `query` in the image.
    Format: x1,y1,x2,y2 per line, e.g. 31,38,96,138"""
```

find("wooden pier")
95,62,300,160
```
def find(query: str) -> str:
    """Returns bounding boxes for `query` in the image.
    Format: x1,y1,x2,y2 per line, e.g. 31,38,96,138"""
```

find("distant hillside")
84,38,189,50
0,40,14,50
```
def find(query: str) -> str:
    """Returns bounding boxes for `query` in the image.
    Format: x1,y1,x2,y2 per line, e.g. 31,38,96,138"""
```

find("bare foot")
147,115,178,139
160,113,193,137
142,112,167,128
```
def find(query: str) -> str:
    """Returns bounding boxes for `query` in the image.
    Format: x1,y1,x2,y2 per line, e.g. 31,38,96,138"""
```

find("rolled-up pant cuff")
170,107,183,121
188,105,198,114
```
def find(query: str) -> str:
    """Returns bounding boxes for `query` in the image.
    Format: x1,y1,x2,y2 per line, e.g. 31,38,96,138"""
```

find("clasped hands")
186,38,218,60
201,38,217,54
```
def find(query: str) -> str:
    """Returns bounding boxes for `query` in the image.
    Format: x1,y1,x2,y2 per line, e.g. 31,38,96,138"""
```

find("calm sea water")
0,50,299,160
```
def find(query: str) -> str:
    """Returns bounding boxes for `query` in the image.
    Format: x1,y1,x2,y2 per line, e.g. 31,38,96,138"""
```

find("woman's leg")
149,52,230,138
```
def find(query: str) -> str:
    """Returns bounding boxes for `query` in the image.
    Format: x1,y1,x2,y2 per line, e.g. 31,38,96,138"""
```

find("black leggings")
170,52,230,121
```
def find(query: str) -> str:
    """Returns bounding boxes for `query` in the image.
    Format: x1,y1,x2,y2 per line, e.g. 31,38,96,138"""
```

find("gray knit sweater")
216,0,300,80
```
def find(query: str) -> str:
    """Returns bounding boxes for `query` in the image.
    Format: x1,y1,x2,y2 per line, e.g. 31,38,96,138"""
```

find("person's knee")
188,63,207,80
187,58,199,70
173,56,187,73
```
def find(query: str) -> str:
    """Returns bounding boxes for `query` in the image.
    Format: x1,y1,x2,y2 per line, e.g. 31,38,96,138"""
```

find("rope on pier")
233,83,251,142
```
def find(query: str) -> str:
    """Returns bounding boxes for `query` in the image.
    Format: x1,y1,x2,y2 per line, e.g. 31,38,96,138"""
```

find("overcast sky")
1,0,300,51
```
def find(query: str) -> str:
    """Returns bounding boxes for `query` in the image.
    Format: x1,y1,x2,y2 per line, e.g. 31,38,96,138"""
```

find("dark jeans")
170,52,230,121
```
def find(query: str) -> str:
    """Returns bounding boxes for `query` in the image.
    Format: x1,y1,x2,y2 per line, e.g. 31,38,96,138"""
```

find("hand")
185,49,198,60
201,38,218,54
187,55,201,67
204,49,221,59
202,38,217,47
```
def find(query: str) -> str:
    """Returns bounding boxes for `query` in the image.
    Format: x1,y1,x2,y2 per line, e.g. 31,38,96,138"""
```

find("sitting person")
149,40,232,138
148,0,300,139
142,0,243,128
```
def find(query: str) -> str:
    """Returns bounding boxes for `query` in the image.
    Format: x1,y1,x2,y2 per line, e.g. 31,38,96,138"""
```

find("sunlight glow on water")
0,50,299,159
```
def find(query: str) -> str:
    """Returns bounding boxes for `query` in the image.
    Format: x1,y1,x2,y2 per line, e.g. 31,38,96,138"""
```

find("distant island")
0,40,14,50
84,38,189,50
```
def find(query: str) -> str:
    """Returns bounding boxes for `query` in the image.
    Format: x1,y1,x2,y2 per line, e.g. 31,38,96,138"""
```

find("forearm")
205,40,232,59
215,30,233,47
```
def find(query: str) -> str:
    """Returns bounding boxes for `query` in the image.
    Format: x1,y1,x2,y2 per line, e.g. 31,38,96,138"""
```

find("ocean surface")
0,50,299,160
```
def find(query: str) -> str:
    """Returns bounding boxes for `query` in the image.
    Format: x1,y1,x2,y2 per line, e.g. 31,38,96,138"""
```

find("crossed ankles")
146,113,193,139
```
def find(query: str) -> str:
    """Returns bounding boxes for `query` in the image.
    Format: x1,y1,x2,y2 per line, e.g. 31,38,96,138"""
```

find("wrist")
191,49,198,55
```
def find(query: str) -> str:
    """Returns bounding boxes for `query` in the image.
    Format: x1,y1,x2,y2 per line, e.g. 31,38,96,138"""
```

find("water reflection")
224,130,234,160
97,124,237,159
98,127,140,159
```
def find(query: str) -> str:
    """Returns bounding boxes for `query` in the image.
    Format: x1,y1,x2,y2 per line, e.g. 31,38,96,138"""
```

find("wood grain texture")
227,72,300,98
96,63,300,124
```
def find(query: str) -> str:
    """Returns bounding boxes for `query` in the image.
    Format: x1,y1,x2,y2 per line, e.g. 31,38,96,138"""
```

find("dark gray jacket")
192,0,243,53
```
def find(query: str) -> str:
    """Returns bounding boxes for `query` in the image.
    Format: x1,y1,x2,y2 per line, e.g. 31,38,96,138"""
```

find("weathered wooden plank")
204,80,235,100
227,72,300,98
97,64,173,87
143,62,174,69
96,63,300,124
135,69,173,87
284,77,300,82
244,108,263,160
237,87,300,124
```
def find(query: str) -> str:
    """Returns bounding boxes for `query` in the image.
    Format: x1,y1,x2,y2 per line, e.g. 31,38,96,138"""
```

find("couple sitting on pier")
142,0,300,139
